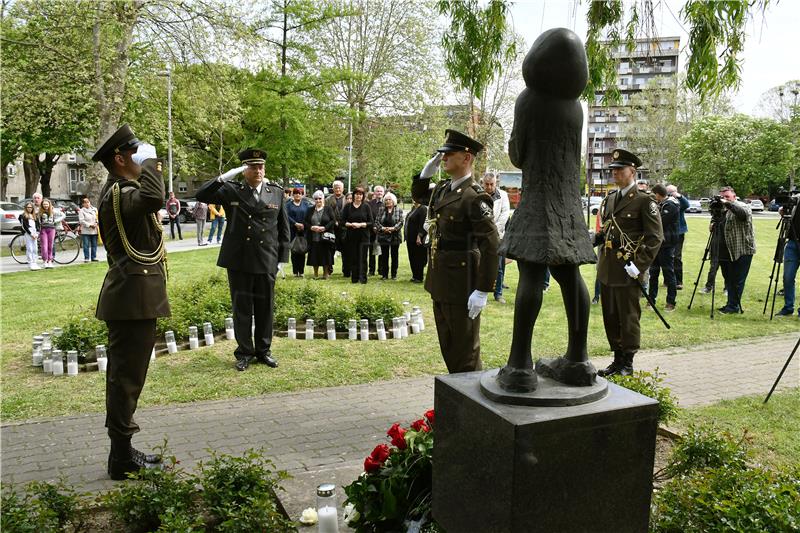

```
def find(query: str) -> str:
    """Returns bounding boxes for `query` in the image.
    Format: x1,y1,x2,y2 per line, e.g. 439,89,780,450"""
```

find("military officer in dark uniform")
595,149,663,377
94,124,170,480
411,129,499,373
196,149,290,371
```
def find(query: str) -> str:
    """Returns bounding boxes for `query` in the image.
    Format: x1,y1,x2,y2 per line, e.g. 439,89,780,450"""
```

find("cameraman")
777,195,800,317
714,186,756,314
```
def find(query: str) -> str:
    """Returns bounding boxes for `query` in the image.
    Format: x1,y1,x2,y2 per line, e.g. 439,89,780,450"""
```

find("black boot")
598,351,623,377
619,352,635,376
108,438,161,480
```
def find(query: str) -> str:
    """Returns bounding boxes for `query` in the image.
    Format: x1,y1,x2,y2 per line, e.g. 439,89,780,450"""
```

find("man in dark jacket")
404,197,428,283
648,184,680,311
94,124,170,480
196,148,290,371
368,185,384,275
325,180,347,276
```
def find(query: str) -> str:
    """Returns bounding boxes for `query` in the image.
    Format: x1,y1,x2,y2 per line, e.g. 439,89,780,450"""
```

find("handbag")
372,238,382,256
322,231,336,243
291,235,308,254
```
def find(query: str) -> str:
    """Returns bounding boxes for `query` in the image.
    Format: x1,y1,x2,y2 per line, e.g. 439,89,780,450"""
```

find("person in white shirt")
482,173,511,303
19,201,41,270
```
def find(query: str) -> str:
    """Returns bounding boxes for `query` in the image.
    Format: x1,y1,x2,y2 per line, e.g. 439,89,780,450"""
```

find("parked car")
747,199,764,212
589,196,603,215
768,199,781,212
1,202,24,233
686,200,702,213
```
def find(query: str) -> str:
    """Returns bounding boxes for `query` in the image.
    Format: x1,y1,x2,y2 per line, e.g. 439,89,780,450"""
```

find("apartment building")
587,37,680,192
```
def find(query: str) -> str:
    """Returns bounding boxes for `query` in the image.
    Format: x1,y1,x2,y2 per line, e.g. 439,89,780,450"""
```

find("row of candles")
32,307,425,374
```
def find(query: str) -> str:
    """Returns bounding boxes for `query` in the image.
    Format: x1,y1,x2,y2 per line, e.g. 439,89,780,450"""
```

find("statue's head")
522,28,588,99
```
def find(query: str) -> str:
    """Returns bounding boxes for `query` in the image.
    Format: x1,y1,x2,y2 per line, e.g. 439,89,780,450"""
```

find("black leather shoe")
108,440,162,480
132,447,162,464
235,358,250,371
597,362,621,377
258,354,278,368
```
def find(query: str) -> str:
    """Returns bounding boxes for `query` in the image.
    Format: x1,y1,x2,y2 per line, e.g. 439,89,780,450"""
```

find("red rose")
364,444,391,473
424,409,434,427
411,419,430,432
387,423,407,450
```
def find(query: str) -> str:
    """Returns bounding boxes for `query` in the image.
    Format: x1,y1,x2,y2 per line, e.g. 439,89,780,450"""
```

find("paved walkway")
2,333,797,520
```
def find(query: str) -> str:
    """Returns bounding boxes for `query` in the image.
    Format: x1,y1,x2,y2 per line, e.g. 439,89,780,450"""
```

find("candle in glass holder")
52,327,63,342
51,350,64,376
305,319,314,340
32,340,43,366
165,331,178,353
67,350,79,376
287,318,296,340
411,320,421,334
188,326,199,350
203,322,215,346
316,483,339,533
326,319,336,341
392,318,401,339
42,347,53,373
347,319,357,340
400,317,408,338
360,319,369,341
41,332,52,352
375,319,386,341
225,317,235,340
96,345,108,372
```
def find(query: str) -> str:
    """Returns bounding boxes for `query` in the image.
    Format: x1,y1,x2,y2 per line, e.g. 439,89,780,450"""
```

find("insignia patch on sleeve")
650,201,658,216
480,201,493,218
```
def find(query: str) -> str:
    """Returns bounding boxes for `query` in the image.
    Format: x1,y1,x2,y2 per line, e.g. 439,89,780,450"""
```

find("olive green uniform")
411,175,499,372
96,159,170,440
597,186,663,355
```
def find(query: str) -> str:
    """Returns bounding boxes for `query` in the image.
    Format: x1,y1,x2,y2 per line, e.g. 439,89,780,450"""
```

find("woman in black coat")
304,191,336,279
341,187,374,284
375,192,404,279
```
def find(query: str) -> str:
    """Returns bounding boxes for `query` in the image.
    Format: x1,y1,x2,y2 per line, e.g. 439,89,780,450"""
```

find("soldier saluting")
94,124,169,480
411,129,499,373
595,149,663,377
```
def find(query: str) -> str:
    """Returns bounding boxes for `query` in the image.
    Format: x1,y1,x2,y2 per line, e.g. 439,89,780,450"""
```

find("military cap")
238,148,267,165
436,129,484,154
92,124,143,162
608,148,642,168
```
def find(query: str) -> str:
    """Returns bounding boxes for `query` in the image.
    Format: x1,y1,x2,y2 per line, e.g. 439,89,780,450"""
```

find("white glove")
420,152,443,179
467,290,489,320
277,262,286,279
624,262,640,279
131,143,157,165
217,165,247,182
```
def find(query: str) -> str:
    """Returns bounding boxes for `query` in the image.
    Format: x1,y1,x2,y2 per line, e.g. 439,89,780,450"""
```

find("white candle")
377,329,386,341
32,346,43,366
348,328,357,340
52,360,64,376
67,361,79,376
317,505,339,533
167,341,178,354
418,316,425,331
287,329,296,340
400,323,408,338
189,338,199,350
327,330,336,341
360,328,369,341
43,358,52,373
97,357,108,372
306,328,314,340
225,328,235,340
411,323,420,334
392,328,401,339
204,334,215,346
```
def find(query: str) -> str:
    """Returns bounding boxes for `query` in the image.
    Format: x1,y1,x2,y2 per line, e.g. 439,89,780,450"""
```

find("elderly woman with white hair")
304,190,336,279
375,191,404,280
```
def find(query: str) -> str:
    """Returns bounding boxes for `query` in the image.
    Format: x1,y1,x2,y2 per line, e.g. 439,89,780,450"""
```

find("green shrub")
53,313,108,361
353,291,404,324
103,454,196,533
662,424,749,479
157,273,231,338
608,369,679,424
0,479,86,532
651,465,800,532
313,296,358,330
199,449,293,532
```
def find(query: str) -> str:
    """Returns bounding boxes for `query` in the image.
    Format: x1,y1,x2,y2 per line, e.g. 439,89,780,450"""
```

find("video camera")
774,188,799,213
708,195,726,216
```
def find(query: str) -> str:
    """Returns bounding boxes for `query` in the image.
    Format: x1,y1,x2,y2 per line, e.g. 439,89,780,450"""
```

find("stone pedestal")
433,371,659,533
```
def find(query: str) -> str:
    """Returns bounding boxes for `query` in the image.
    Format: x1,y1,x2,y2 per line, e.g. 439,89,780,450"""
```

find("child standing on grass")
19,201,41,270
38,198,64,268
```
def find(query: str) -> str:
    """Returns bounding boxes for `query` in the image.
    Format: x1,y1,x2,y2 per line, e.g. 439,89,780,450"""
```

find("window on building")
592,157,602,167
178,182,188,193
593,141,602,150
68,167,86,193
6,164,16,177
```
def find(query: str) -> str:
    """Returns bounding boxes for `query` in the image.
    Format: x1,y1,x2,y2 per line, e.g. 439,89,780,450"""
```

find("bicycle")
9,221,81,265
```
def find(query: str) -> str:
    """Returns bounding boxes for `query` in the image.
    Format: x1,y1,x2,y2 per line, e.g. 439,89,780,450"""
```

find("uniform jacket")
597,186,663,287
375,206,404,246
196,178,290,274
96,159,170,321
404,204,428,244
411,174,499,303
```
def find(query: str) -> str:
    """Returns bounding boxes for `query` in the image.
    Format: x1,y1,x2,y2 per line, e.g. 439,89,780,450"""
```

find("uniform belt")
437,240,476,251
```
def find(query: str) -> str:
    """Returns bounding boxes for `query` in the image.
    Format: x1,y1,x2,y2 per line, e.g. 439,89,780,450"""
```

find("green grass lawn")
1,216,797,422
675,388,800,469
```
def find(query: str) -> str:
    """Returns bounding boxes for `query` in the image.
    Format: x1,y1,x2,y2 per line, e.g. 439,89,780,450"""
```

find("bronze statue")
496,28,597,391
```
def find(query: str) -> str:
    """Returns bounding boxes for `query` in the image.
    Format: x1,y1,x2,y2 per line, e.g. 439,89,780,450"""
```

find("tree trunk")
1,165,7,201
37,153,59,198
23,153,41,197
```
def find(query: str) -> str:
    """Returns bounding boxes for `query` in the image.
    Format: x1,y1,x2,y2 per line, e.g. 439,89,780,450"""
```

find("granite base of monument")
433,371,659,533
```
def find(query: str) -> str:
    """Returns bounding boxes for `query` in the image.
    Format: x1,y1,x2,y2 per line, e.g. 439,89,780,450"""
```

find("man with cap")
594,148,663,377
196,149,290,371
93,124,170,480
411,129,499,373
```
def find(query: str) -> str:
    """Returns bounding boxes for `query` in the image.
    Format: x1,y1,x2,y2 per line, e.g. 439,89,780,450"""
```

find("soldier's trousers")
105,319,156,440
599,283,641,353
227,269,276,359
432,300,482,373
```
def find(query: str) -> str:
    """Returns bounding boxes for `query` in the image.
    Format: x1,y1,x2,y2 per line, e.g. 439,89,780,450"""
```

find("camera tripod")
763,214,792,320
764,334,800,404
687,220,737,318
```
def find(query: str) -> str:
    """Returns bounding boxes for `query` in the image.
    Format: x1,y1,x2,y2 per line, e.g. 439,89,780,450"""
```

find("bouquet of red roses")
343,410,435,532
